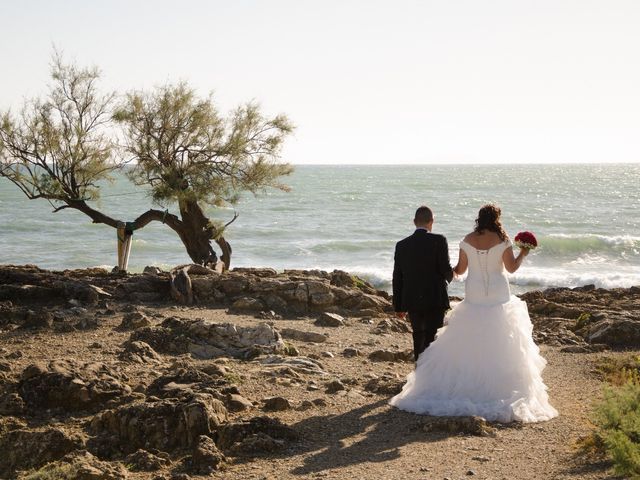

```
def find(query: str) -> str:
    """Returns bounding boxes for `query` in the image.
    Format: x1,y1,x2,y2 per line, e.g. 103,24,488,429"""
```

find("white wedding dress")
389,240,558,423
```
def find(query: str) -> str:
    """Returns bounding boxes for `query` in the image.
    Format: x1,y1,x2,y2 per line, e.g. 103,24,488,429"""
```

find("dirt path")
204,345,615,480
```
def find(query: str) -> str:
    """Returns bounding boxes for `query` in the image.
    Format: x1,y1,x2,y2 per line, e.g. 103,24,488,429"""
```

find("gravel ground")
1,304,624,480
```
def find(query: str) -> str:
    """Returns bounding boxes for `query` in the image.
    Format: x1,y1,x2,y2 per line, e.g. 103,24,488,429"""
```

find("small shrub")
594,356,640,386
590,380,640,478
22,463,75,480
575,312,592,330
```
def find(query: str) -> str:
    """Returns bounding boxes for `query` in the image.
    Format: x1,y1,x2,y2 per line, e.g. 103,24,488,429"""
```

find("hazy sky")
2,0,640,164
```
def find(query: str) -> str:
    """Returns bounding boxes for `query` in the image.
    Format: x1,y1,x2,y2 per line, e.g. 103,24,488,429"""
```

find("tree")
0,54,294,270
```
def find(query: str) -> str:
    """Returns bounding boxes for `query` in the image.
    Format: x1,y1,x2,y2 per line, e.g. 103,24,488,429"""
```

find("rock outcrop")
88,393,228,457
131,316,285,359
521,285,640,349
18,360,133,412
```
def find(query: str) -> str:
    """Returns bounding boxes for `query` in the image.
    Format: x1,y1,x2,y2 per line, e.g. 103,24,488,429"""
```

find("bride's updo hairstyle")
474,204,508,241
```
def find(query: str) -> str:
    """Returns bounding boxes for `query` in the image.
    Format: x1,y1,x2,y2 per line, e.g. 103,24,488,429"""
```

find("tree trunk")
176,199,232,271
62,198,232,271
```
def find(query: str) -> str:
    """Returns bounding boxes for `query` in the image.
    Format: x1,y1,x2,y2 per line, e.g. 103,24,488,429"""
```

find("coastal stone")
263,294,288,311
0,392,26,415
132,317,285,359
125,449,171,471
280,327,328,343
257,309,282,320
143,266,163,275
170,267,193,305
315,312,345,327
18,360,132,412
263,396,292,411
185,435,225,474
145,367,223,399
0,265,394,317
0,427,84,477
226,393,253,412
588,319,640,347
325,379,346,394
258,355,327,375
119,340,162,364
372,317,412,334
369,349,413,363
75,314,100,330
23,309,54,329
89,393,227,456
118,311,152,330
231,296,265,311
364,375,404,395
233,267,278,277
216,416,298,456
342,347,361,357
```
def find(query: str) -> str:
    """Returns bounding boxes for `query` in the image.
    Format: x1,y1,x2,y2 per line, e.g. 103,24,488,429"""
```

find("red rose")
514,231,537,249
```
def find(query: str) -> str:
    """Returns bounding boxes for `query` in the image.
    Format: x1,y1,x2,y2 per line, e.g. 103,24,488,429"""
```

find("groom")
393,206,454,361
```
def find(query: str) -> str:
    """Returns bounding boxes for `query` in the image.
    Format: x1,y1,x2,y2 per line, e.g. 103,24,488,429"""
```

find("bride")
389,204,558,423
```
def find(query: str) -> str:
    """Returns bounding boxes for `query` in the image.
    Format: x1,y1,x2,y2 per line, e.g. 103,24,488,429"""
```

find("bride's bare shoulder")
463,232,479,242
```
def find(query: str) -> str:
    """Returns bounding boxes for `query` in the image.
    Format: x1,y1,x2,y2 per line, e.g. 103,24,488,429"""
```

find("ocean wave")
510,268,640,290
539,234,640,254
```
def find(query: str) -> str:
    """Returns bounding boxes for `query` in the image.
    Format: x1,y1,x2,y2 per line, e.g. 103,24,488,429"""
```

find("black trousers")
408,309,446,361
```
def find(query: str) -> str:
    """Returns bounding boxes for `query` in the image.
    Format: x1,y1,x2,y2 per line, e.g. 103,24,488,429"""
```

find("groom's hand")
395,312,407,320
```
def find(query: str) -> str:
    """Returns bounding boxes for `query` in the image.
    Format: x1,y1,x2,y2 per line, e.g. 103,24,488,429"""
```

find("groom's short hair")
414,206,433,224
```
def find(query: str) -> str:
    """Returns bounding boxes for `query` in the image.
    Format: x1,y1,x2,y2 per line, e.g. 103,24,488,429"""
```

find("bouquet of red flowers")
514,231,537,250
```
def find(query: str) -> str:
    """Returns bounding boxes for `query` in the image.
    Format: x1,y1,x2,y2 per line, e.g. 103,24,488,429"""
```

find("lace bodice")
460,240,512,305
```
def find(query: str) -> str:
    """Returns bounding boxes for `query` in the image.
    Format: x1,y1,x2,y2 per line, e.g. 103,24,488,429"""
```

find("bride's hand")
520,247,530,257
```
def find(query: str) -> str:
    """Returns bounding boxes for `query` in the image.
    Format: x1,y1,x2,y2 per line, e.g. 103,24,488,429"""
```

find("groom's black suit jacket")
393,229,454,313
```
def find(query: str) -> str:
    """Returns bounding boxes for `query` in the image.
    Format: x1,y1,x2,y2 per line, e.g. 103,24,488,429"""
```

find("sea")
1,164,639,297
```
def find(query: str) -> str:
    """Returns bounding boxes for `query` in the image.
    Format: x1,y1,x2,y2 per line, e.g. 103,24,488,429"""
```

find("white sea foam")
510,268,640,289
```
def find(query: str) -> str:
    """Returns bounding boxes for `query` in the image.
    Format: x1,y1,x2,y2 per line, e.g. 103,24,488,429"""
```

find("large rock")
183,435,225,474
89,393,228,457
0,427,85,477
368,349,414,363
145,366,227,400
117,311,152,330
257,355,327,375
315,312,345,327
118,340,162,364
132,317,285,360
18,360,132,412
280,328,328,343
216,416,298,456
124,449,171,472
588,319,640,347
0,392,26,415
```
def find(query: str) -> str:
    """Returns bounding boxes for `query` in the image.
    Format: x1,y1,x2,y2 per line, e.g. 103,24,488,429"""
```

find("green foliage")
282,341,299,356
575,312,592,330
584,355,640,478
0,52,118,207
113,83,294,209
592,381,640,478
595,355,640,386
22,462,75,480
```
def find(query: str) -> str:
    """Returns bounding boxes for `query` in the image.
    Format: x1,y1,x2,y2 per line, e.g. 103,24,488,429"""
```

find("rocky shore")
0,264,638,479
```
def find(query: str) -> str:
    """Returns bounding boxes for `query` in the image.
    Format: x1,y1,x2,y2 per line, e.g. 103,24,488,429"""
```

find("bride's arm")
503,246,529,273
453,248,468,275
